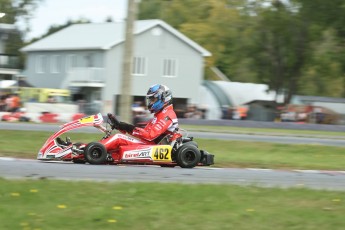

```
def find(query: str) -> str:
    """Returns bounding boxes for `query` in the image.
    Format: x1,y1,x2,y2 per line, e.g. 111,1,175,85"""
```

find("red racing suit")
101,105,178,150
132,104,178,141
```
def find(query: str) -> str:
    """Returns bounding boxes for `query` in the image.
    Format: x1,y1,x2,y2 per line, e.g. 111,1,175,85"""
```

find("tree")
138,0,345,99
137,0,164,20
0,0,40,25
248,1,311,104
0,0,42,69
138,0,252,80
299,29,345,97
294,0,345,97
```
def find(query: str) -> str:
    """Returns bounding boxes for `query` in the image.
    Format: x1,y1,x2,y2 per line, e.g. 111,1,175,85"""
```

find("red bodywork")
37,113,183,166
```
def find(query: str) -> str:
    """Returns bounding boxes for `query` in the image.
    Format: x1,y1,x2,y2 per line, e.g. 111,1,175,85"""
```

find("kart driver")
106,84,179,149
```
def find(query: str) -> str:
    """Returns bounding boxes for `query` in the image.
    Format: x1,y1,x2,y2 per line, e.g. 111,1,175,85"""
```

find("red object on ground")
72,113,86,121
39,113,59,123
1,112,26,122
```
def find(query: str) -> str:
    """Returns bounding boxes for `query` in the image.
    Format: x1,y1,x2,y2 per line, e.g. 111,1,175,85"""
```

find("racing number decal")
151,146,172,162
154,148,169,160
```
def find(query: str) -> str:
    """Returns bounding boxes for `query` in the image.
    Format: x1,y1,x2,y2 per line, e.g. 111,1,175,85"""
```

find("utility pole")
119,0,138,123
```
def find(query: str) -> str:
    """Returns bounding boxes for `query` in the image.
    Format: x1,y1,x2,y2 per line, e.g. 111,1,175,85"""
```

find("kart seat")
56,137,71,146
154,133,171,145
154,129,185,146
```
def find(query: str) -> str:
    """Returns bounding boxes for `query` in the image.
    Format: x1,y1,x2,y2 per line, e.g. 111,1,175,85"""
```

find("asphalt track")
0,158,345,191
0,122,344,191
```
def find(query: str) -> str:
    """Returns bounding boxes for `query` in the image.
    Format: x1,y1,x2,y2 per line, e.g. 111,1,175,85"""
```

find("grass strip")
0,179,344,230
0,130,344,170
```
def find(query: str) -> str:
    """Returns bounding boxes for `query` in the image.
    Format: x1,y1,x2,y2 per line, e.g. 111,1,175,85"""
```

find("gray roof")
211,81,277,107
20,19,211,56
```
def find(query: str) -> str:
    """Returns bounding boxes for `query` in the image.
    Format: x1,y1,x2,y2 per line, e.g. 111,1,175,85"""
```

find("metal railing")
68,67,105,82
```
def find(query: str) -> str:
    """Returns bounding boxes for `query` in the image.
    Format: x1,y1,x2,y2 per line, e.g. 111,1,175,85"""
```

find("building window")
85,53,95,67
163,58,177,77
51,55,61,73
132,56,146,76
36,55,45,73
66,54,78,72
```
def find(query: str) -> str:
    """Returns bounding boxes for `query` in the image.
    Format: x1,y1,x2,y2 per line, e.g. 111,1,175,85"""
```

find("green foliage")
3,0,345,98
138,0,345,99
0,0,42,69
300,29,345,97
249,1,311,103
0,0,42,31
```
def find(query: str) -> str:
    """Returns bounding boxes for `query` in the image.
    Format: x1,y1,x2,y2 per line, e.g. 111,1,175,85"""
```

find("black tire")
84,142,107,164
183,141,198,148
176,145,201,168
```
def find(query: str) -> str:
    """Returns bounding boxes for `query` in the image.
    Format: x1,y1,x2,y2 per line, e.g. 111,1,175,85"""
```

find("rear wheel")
84,142,107,164
176,145,201,168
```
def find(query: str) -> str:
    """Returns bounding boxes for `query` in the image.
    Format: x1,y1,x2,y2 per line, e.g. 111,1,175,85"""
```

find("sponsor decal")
124,135,135,142
124,153,139,158
79,115,95,124
105,134,143,146
116,133,135,142
138,150,150,158
155,124,163,130
151,117,157,124
123,149,152,160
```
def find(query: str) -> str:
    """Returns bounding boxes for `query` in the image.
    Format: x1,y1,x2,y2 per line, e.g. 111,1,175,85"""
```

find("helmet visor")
146,95,158,107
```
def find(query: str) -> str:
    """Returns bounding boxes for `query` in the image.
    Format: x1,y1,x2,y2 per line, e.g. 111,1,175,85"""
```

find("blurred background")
0,0,344,125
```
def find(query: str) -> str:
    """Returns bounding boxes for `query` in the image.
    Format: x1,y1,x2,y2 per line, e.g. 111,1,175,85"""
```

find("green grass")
1,127,344,229
201,139,345,170
0,179,344,230
0,130,344,170
180,124,345,138
0,131,98,158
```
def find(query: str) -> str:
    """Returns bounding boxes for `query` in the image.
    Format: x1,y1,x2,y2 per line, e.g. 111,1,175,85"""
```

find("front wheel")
84,142,107,164
176,145,201,168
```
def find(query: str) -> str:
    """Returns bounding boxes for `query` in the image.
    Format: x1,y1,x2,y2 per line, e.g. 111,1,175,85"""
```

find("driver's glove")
107,113,135,133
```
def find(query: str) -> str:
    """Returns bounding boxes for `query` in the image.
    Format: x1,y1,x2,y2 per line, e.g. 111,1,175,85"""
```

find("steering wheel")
107,113,119,129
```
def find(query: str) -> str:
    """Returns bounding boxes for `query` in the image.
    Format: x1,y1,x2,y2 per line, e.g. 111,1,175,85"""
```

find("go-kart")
38,113,214,168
